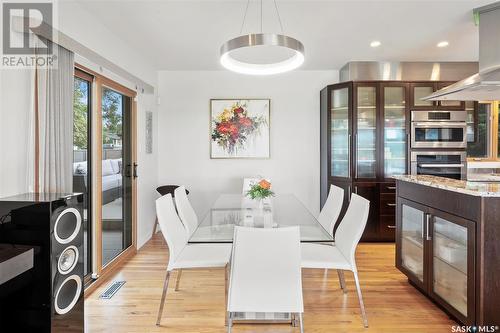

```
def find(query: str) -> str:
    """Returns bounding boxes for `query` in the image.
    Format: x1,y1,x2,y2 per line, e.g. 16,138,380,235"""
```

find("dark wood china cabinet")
320,81,473,241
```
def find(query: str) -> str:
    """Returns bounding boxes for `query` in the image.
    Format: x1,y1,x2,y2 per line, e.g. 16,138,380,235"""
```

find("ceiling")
75,0,492,71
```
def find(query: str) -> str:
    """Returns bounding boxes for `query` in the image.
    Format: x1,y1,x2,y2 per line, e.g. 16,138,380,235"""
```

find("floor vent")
100,281,126,299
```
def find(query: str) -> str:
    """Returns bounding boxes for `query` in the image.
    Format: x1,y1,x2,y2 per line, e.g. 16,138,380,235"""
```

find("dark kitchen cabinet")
321,80,466,242
353,182,379,241
394,180,492,326
396,197,476,325
409,82,435,109
410,82,465,110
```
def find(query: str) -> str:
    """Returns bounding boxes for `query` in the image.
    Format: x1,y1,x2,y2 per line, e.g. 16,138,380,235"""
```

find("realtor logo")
2,2,52,54
2,2,55,68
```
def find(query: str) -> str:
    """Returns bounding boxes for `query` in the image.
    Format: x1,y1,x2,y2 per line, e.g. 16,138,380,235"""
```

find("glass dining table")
189,193,333,325
189,193,333,244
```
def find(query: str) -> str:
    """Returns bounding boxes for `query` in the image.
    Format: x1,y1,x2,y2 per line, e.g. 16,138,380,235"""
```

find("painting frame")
210,98,271,159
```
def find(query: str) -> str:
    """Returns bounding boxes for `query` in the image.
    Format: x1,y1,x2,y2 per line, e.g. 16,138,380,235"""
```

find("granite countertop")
393,175,500,197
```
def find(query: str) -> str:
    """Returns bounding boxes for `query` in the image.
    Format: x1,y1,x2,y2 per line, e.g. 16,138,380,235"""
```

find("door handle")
387,225,396,229
386,186,396,190
133,163,138,178
426,214,431,241
125,164,132,178
419,164,464,168
386,203,396,207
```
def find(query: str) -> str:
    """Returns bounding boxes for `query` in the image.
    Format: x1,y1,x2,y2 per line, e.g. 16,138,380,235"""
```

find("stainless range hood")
423,2,500,101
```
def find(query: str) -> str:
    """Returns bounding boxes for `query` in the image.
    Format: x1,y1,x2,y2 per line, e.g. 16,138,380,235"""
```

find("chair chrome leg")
227,312,233,333
174,269,182,291
152,217,158,238
156,270,171,326
299,313,304,333
353,271,368,328
225,264,229,326
337,269,347,294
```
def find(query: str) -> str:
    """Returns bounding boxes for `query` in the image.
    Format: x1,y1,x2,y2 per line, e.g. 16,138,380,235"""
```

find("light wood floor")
85,234,456,333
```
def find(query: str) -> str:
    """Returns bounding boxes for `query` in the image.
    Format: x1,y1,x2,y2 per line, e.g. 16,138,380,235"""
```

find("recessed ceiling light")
370,40,381,48
437,41,449,48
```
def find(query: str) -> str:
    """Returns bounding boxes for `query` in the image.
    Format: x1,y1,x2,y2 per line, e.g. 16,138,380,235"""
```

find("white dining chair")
318,185,344,237
155,194,232,326
242,177,271,195
227,226,304,333
173,185,199,290
314,185,346,289
301,193,370,328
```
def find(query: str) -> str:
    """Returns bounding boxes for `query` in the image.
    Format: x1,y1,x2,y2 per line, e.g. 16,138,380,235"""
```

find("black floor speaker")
0,193,84,333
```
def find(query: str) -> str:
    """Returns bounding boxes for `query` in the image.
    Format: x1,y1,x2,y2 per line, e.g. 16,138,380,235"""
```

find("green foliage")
246,184,274,200
102,88,123,144
73,79,88,149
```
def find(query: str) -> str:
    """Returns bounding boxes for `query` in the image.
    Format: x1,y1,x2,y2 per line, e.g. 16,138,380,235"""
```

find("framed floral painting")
210,99,270,159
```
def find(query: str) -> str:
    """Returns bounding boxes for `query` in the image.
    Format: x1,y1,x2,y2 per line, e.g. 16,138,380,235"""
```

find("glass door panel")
401,204,424,282
331,87,350,178
413,86,434,107
101,87,133,267
73,75,92,278
383,87,406,177
356,86,376,178
433,217,468,316
465,101,475,143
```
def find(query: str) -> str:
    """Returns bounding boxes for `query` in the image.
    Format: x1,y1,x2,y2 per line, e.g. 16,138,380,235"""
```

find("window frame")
74,68,94,286
467,101,500,162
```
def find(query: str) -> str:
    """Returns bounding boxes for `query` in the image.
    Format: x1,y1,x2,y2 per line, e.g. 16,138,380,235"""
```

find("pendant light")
220,0,305,75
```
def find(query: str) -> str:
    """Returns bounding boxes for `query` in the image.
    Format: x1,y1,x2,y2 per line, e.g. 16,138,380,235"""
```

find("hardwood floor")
85,234,456,333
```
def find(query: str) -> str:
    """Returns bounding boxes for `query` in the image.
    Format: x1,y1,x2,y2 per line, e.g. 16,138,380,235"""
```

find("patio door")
73,66,137,291
99,85,134,267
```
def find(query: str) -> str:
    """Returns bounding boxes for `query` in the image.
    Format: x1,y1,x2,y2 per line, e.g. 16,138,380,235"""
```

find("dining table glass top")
188,194,333,243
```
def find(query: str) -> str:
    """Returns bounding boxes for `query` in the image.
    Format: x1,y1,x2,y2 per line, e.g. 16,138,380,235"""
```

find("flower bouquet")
246,179,274,201
211,102,266,154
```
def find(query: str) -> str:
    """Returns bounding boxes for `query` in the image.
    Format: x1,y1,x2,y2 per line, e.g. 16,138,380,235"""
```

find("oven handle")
418,164,465,168
413,122,466,128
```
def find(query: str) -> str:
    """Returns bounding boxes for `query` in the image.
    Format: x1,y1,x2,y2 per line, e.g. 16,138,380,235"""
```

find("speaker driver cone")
58,245,79,275
54,275,82,315
54,208,81,244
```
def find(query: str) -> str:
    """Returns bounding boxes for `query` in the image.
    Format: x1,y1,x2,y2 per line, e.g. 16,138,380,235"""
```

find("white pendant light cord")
239,0,284,34
273,0,284,33
260,0,263,33
240,0,250,34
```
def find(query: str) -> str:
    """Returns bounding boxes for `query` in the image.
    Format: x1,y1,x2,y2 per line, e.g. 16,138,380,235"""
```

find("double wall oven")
410,111,467,179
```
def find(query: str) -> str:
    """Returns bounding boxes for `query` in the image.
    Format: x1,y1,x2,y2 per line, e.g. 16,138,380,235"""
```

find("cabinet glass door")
432,216,469,316
413,85,434,107
356,86,377,178
331,87,350,178
401,204,425,282
383,87,406,177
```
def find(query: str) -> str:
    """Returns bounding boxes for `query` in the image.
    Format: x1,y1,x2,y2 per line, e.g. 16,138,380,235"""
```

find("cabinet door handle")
348,134,351,178
387,186,396,190
426,214,432,241
387,225,396,229
386,203,396,207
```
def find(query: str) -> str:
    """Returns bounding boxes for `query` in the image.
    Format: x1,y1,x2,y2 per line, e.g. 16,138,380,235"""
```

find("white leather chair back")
228,226,303,313
174,186,198,237
155,194,188,267
318,185,344,237
242,177,270,195
334,193,370,269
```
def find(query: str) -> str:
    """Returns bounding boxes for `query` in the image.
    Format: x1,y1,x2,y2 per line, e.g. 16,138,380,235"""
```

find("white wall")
157,70,338,219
